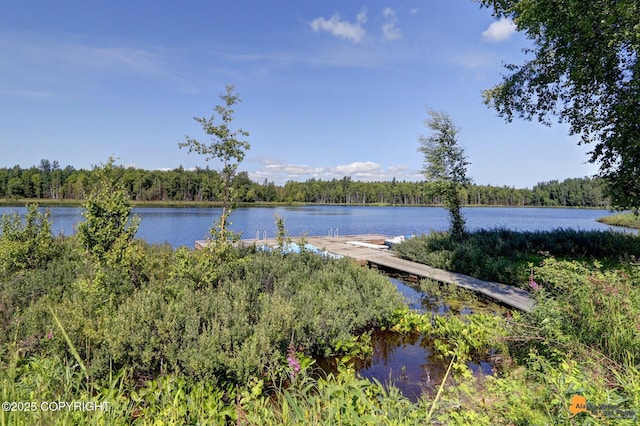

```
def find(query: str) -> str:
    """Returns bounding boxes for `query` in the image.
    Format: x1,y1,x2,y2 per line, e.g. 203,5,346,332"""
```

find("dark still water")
344,278,499,401
0,205,627,248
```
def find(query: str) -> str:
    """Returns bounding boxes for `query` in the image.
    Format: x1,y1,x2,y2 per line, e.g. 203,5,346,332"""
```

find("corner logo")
569,395,588,416
569,394,636,420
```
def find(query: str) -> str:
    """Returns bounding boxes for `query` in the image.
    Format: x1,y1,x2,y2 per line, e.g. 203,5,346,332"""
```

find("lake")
0,205,628,248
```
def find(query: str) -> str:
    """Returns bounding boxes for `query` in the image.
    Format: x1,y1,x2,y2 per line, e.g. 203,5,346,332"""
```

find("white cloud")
331,161,381,175
381,8,401,41
310,9,367,43
388,165,409,173
266,163,324,176
482,18,517,42
249,159,421,184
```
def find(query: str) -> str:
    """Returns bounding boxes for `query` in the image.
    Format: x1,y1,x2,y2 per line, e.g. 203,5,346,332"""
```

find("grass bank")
597,212,640,229
393,227,640,287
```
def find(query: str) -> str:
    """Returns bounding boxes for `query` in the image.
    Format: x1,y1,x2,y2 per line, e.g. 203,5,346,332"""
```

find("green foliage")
0,237,79,346
274,213,290,246
531,258,640,366
2,229,402,386
76,157,140,269
476,0,640,211
418,108,471,238
239,362,429,425
179,84,250,245
0,346,135,426
332,332,373,359
394,228,640,286
597,212,640,230
0,203,52,276
435,366,551,424
0,160,613,207
130,374,236,424
102,251,404,384
387,255,640,424
391,308,508,375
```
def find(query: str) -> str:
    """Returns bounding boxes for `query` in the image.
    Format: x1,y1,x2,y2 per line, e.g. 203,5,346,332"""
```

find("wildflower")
46,331,53,340
529,268,541,291
287,346,301,380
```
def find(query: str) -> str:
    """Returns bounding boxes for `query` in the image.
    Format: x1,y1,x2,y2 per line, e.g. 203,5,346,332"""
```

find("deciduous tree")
476,0,640,211
179,85,250,246
418,108,472,238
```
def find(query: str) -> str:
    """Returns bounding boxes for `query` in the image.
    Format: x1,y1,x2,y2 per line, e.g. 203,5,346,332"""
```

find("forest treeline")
0,160,610,207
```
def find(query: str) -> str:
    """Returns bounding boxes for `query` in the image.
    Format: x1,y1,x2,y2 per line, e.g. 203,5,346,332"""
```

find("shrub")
76,158,140,270
103,251,404,384
531,258,640,366
0,204,53,276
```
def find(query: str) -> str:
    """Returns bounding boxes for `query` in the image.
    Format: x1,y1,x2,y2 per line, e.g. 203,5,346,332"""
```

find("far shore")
0,197,613,210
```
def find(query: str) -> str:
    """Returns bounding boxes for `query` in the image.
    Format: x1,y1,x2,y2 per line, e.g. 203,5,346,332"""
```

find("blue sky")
0,0,599,188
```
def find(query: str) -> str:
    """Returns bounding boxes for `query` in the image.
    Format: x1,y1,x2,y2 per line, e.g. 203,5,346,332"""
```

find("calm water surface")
321,277,499,401
0,205,627,248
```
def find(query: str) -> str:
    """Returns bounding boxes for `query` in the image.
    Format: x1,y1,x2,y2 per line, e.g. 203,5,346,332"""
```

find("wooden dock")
199,234,535,313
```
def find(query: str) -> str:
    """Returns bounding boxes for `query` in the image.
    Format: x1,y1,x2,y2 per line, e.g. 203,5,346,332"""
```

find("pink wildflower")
529,268,542,291
287,346,301,379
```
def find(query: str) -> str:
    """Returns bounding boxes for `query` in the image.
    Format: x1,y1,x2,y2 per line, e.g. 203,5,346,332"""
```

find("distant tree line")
0,160,610,207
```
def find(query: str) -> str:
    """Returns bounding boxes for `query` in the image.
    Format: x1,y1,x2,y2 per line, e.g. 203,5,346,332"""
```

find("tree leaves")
179,85,250,246
476,0,640,211
418,108,472,238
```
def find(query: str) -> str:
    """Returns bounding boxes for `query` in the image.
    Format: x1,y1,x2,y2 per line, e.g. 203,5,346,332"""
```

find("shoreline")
596,212,640,229
0,198,613,210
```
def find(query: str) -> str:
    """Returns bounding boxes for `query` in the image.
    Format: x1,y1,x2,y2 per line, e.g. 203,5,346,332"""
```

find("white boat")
384,235,414,248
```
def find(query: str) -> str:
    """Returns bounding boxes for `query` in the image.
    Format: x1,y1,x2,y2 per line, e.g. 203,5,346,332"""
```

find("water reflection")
390,277,502,316
356,331,448,401
321,277,500,402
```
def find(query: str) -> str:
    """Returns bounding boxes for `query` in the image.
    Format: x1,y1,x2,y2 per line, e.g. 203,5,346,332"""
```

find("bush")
103,251,404,384
0,204,53,276
76,158,140,269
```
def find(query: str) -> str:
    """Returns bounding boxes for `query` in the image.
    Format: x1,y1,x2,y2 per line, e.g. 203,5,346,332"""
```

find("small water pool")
322,276,505,401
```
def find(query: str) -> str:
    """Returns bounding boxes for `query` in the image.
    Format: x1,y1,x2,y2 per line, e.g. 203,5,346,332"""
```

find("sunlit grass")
597,212,640,229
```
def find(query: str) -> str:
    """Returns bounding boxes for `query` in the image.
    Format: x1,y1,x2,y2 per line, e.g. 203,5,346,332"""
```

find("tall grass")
393,228,640,286
0,346,134,426
530,258,640,366
597,212,640,229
